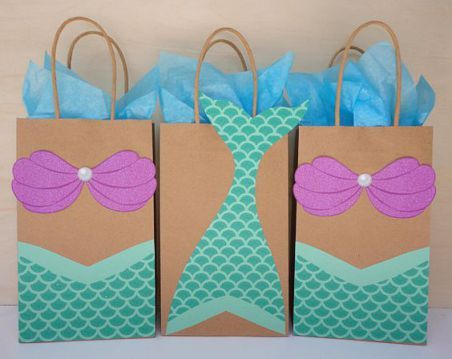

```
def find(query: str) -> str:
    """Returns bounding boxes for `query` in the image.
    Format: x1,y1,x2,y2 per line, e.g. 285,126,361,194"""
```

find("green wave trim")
296,243,430,286
18,241,154,284
294,243,430,344
167,296,286,335
18,240,155,342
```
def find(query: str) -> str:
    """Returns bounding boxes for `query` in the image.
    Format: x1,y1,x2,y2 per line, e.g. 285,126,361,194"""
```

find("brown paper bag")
293,21,435,344
159,28,302,336
13,17,156,343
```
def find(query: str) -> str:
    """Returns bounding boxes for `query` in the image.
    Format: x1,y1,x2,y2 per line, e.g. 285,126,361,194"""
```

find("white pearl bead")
357,173,372,187
77,167,93,182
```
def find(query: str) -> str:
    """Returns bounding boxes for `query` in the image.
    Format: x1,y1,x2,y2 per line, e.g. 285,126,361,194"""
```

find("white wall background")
0,0,451,306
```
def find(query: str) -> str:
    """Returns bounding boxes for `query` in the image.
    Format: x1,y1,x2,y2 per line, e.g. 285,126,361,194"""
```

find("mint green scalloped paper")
18,240,155,342
293,243,430,344
167,95,307,335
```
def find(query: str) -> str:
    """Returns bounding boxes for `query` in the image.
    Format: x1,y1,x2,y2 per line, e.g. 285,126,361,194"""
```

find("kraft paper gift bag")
160,27,307,336
13,17,157,342
293,21,436,344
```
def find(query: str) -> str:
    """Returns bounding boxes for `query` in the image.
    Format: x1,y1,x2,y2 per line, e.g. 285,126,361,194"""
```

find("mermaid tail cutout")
167,95,307,334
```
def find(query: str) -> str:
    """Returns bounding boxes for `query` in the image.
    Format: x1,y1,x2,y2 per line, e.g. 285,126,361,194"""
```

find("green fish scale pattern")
168,97,303,326
294,253,429,344
18,254,155,342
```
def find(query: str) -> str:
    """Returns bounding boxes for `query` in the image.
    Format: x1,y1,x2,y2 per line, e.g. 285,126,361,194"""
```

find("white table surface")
1,306,451,359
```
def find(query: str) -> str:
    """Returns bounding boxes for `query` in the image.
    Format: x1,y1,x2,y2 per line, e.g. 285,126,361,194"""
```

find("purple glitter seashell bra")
293,156,436,218
12,150,157,213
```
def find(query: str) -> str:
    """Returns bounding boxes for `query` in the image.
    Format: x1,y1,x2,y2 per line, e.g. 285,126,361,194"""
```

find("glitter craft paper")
293,156,436,218
13,150,157,213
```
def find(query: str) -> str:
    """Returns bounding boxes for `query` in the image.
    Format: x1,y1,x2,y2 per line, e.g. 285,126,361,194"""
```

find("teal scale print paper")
293,243,430,344
167,95,307,335
18,240,155,342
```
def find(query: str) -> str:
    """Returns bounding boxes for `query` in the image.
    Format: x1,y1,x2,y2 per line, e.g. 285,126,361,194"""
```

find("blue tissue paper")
159,51,293,123
286,42,435,126
23,53,158,120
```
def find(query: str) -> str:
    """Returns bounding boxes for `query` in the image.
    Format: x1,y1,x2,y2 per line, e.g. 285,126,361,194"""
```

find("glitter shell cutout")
293,156,436,218
12,150,157,213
